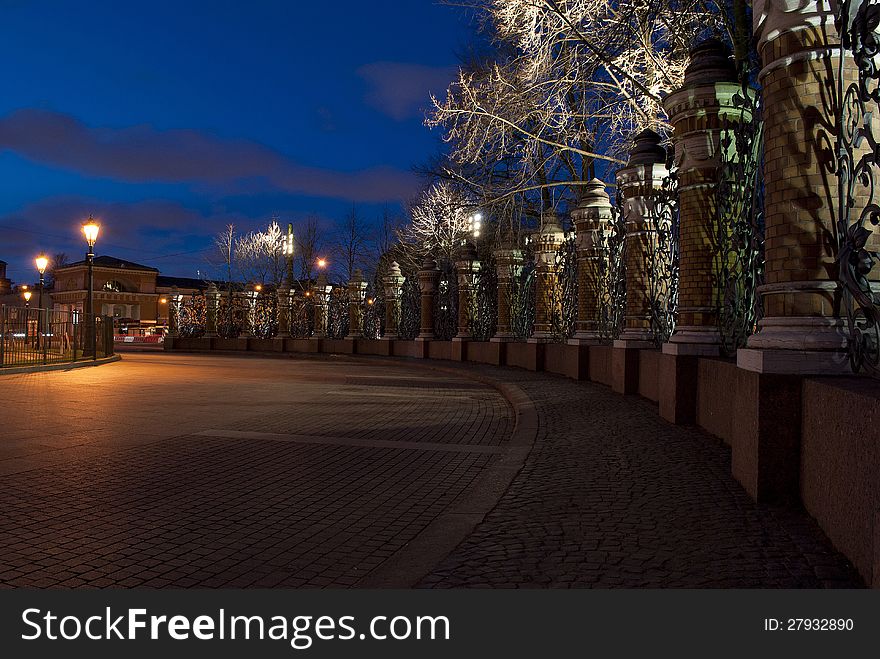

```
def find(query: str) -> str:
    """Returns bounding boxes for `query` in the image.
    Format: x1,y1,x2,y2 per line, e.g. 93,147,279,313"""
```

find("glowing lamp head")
23,290,32,302
316,258,327,269
35,255,49,275
82,216,100,248
254,284,262,292
159,298,167,304
470,212,483,239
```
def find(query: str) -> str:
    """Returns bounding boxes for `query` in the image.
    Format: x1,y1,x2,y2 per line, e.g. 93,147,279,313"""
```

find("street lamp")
469,212,482,240
82,216,100,358
35,254,49,349
282,223,295,286
23,288,32,308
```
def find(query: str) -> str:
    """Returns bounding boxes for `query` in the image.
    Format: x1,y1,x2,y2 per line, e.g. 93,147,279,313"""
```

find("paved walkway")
0,352,862,588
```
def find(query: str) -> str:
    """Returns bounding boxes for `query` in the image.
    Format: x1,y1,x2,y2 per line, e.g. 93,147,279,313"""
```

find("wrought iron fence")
597,191,627,342
362,290,384,339
434,260,458,341
397,276,421,340
0,306,113,367
716,81,765,356
464,254,496,342
551,235,578,342
327,287,350,340
837,0,880,378
646,171,680,347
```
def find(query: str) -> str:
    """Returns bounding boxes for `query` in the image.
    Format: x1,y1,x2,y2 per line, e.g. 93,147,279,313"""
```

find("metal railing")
0,306,114,368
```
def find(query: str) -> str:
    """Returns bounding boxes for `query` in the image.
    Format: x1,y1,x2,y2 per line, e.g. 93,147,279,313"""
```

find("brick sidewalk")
418,364,862,588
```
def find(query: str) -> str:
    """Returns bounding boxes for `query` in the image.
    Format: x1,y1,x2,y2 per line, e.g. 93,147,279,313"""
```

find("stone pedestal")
382,261,405,341
417,256,439,341
529,212,565,342
738,0,850,375
616,129,669,348
570,179,612,345
663,39,743,358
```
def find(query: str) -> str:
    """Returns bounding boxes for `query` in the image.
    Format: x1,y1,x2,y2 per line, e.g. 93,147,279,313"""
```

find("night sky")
0,0,472,284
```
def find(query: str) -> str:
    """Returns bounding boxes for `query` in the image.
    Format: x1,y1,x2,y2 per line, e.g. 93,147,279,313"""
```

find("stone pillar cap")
683,38,737,86
627,129,667,166
387,261,402,278
579,178,611,207
420,255,438,271
351,268,363,282
456,241,478,263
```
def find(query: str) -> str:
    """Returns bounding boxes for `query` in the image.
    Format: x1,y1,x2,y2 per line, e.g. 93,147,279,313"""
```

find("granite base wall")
801,377,880,588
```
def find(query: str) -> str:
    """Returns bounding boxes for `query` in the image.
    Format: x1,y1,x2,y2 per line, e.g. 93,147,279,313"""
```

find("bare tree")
44,252,69,288
237,219,285,286
295,214,324,284
331,204,371,282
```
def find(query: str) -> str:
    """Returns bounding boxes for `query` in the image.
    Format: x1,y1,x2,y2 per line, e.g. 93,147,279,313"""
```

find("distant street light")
23,289,32,307
82,216,101,358
35,254,49,349
316,258,327,270
282,223,295,286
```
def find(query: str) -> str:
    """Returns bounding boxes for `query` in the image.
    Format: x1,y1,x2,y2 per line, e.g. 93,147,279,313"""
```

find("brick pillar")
205,283,219,338
417,256,439,341
492,241,523,342
276,285,290,339
663,39,742,357
529,212,565,342
615,129,669,348
312,273,331,338
382,261,405,340
346,269,367,339
455,242,479,340
570,178,612,345
738,0,849,374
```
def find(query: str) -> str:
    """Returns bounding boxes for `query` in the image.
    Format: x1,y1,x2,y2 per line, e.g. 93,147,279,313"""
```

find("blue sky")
0,0,473,283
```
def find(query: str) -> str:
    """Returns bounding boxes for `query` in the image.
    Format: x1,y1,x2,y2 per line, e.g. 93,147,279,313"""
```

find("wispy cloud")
358,61,456,121
0,108,417,203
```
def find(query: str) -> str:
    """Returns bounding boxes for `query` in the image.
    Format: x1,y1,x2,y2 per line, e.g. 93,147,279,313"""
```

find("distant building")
0,261,11,296
50,256,211,334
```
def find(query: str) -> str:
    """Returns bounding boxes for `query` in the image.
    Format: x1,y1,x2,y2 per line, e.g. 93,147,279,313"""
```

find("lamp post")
23,289,31,308
35,255,48,349
82,216,100,358
283,223,295,287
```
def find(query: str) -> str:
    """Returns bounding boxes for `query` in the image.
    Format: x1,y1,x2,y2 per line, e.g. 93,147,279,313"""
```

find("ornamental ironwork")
597,190,626,342
326,287,350,340
645,171,680,346
551,234,578,341
470,252,498,342
716,80,765,357
397,276,421,340
217,292,250,338
434,260,459,341
175,293,206,338
362,290,385,339
837,0,880,377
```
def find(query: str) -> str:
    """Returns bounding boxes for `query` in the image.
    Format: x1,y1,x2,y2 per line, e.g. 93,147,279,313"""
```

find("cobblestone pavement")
0,353,861,588
0,353,511,588
418,365,863,588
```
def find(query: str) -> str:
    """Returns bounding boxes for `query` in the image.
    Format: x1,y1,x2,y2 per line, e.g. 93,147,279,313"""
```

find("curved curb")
0,354,121,376
354,359,540,588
